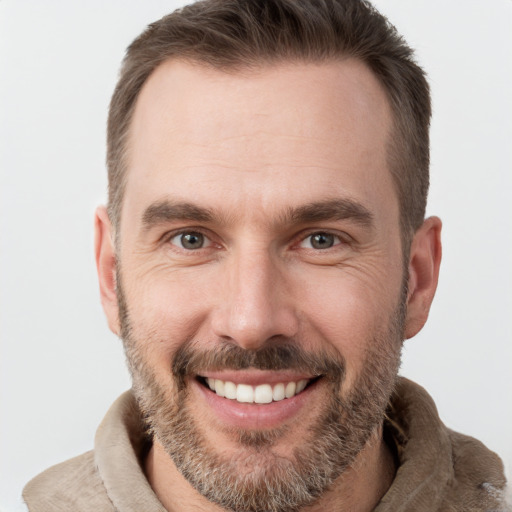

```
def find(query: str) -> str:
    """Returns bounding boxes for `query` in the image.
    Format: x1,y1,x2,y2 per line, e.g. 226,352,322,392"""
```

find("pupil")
312,233,333,249
181,232,203,249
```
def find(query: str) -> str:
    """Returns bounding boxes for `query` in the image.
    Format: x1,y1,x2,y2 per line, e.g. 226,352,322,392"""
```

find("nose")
211,247,299,350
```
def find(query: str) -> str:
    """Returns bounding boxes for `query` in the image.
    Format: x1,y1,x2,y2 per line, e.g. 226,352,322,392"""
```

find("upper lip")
197,369,318,386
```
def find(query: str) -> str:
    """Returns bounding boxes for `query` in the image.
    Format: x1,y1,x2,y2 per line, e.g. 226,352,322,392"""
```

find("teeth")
285,381,296,398
254,384,273,404
272,383,285,401
203,377,311,404
224,381,237,400
236,384,254,403
296,379,308,393
214,379,225,398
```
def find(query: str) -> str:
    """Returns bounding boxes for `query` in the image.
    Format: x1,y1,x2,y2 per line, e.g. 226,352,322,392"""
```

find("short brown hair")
107,0,431,244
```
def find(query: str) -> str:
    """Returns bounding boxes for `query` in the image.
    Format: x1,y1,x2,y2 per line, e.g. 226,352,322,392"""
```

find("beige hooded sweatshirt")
23,378,509,511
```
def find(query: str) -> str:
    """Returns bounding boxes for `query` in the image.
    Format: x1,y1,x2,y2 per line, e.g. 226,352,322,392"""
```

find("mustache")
172,341,346,389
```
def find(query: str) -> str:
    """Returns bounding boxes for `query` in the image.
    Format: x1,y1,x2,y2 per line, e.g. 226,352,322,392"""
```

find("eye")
300,232,340,250
169,231,211,250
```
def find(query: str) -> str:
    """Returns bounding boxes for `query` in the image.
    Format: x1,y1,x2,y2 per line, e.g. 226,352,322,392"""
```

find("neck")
145,426,396,512
303,427,396,511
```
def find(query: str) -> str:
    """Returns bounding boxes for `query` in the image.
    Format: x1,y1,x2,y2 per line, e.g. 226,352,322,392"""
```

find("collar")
94,377,507,511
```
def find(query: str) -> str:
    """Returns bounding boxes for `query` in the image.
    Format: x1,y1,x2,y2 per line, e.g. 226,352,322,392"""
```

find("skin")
95,59,441,511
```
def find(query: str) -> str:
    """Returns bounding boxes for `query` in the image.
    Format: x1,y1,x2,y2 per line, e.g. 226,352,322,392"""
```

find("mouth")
196,374,321,404
191,369,326,429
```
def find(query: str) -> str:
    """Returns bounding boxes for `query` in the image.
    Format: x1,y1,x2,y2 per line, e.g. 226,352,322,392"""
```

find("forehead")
122,58,396,231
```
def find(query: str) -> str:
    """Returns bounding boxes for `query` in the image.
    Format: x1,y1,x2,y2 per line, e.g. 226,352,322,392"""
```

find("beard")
118,278,406,512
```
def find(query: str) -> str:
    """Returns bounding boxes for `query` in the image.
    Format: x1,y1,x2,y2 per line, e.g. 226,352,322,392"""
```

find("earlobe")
94,206,120,335
404,216,442,339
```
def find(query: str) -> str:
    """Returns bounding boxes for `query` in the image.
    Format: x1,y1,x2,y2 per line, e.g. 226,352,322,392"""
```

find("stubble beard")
118,279,406,512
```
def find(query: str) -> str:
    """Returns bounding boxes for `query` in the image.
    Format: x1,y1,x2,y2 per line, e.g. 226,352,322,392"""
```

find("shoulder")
23,451,115,512
382,378,509,511
443,429,509,510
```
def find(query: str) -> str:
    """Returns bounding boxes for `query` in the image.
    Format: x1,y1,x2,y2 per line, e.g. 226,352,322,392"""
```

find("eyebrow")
142,200,215,228
141,197,374,230
286,199,374,227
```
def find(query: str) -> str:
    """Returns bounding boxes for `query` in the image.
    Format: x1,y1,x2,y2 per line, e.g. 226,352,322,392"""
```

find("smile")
194,372,324,429
200,377,313,404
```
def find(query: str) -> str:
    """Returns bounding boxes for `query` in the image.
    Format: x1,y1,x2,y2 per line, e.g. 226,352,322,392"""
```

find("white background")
1,1,511,511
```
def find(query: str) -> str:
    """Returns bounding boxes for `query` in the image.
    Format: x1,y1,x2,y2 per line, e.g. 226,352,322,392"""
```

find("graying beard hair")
118,274,406,512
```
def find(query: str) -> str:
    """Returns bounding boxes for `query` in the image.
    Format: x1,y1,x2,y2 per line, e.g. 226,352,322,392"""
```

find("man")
22,0,508,511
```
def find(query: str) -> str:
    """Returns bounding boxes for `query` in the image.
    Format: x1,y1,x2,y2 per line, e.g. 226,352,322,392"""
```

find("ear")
94,206,120,335
404,216,442,339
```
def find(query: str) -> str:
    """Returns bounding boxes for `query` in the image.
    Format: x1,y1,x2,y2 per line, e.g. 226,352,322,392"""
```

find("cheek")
295,267,402,382
122,266,216,371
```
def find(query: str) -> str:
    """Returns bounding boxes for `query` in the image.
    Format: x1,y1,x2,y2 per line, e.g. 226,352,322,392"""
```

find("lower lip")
193,378,320,430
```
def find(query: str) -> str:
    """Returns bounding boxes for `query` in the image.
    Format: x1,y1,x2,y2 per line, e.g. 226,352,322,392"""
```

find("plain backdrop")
1,1,511,511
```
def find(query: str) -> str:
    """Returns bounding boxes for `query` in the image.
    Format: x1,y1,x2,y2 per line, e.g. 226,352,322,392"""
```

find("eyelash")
163,228,351,253
298,231,345,250
165,229,214,251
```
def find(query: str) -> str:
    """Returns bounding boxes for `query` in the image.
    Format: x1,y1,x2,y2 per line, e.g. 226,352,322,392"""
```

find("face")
102,59,412,511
